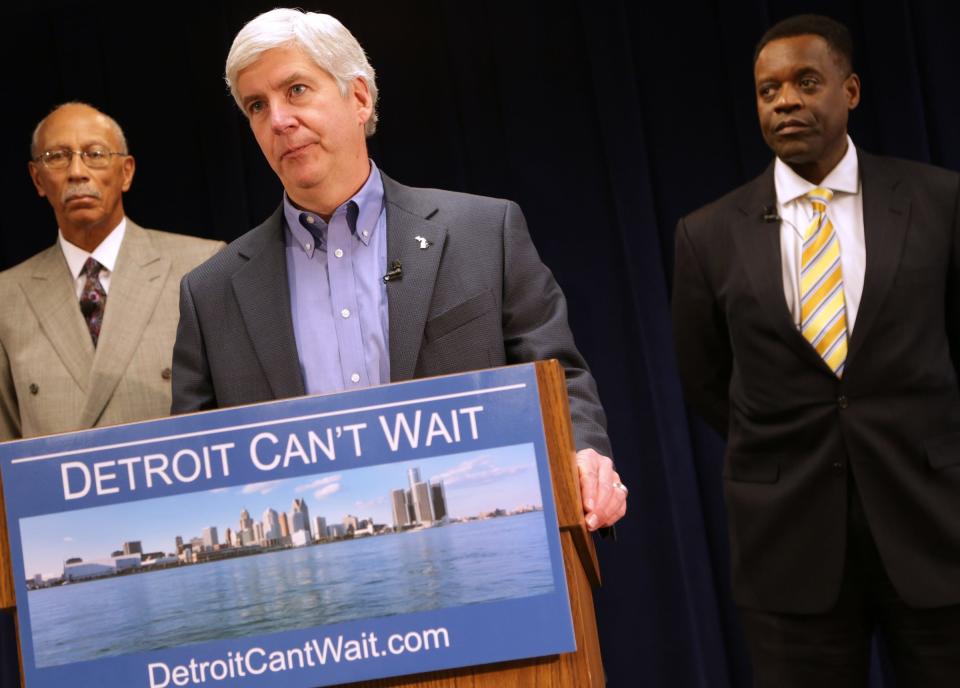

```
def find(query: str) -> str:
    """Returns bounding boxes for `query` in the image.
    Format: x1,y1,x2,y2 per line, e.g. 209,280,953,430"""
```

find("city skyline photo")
20,443,543,580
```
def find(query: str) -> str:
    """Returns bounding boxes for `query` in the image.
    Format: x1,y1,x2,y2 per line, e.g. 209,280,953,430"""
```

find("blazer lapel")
20,245,94,392
732,167,828,370
231,208,305,400
382,174,448,381
80,222,169,426
846,150,909,366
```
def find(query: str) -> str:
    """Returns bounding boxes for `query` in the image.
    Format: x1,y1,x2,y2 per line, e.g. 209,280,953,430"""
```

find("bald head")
28,102,136,251
31,103,128,160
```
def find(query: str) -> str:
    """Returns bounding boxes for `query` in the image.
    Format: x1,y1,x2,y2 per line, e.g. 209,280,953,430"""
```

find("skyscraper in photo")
407,466,434,523
239,507,256,545
202,526,218,550
313,516,327,541
263,508,280,544
413,481,433,523
431,481,448,521
291,498,311,537
407,467,421,492
343,514,359,534
392,489,411,528
405,488,416,522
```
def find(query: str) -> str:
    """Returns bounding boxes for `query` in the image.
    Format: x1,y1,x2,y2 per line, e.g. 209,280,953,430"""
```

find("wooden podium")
0,360,605,688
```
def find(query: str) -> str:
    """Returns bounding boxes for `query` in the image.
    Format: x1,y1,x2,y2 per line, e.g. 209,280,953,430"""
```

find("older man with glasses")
0,101,224,440
0,102,223,622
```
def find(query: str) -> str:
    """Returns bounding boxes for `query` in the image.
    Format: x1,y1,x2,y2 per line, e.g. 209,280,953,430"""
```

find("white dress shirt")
776,136,865,333
58,218,126,299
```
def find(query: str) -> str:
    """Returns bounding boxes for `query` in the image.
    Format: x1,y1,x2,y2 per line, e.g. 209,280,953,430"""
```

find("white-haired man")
172,8,626,530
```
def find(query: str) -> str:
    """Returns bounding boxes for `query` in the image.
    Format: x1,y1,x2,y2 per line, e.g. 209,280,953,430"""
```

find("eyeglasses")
32,146,126,170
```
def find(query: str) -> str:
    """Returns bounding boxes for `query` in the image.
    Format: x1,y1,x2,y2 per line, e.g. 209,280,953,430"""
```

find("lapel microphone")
761,205,782,223
382,260,403,283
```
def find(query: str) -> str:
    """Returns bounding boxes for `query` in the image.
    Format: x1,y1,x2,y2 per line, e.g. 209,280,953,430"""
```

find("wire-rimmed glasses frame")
32,146,127,170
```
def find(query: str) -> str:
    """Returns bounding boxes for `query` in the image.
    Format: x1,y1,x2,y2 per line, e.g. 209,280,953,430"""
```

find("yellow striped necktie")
800,187,847,376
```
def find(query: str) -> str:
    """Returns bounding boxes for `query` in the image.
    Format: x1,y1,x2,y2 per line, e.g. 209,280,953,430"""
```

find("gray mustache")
63,185,102,202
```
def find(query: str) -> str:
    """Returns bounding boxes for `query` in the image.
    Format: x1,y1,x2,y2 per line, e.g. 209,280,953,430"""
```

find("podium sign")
0,365,575,688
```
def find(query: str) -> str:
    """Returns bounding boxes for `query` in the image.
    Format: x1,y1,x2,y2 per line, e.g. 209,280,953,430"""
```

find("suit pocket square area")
723,454,780,484
424,290,496,343
924,432,960,470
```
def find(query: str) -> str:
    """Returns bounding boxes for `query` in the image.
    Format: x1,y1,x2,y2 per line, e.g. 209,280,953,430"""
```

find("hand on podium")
576,448,627,531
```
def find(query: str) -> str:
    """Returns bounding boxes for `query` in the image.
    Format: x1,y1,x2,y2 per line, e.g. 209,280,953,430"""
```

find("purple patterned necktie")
79,257,107,346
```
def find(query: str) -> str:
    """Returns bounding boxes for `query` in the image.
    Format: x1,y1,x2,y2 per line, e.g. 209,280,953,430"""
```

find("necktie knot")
807,187,834,214
81,257,105,279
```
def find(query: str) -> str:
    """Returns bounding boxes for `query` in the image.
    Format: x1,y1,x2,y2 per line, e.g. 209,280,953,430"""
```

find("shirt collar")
58,217,126,280
774,134,860,206
283,160,385,256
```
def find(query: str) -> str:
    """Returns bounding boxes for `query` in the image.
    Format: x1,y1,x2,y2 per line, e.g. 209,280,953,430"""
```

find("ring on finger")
612,481,628,495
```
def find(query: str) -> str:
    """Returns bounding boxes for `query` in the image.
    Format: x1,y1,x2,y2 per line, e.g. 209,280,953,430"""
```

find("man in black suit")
672,14,960,686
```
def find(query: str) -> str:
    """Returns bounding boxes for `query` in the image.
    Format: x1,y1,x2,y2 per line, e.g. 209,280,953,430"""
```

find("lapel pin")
414,235,431,249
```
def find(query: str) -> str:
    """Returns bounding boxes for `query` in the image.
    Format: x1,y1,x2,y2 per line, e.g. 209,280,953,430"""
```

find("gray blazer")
172,173,610,455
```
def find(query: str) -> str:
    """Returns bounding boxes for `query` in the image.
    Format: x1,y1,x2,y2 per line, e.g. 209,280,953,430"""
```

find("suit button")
161,368,172,380
837,395,848,409
832,462,844,471
29,383,39,395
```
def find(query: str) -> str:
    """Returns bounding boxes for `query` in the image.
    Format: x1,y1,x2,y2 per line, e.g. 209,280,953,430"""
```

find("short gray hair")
225,8,379,136
30,102,129,159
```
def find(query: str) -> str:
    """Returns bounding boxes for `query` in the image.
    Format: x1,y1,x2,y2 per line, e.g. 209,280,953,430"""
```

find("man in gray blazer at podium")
171,8,626,531
0,103,222,441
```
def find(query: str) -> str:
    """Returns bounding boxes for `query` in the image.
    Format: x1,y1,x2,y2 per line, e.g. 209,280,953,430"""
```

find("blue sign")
1,364,574,687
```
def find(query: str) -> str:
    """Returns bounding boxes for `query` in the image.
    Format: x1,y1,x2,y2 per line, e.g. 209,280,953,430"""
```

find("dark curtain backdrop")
1,1,958,686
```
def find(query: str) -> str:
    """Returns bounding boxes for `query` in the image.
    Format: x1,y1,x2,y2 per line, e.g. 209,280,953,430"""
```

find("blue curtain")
2,1,958,685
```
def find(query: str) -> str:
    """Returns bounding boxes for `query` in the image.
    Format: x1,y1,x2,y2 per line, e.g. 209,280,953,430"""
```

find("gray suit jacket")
0,221,223,439
172,173,610,455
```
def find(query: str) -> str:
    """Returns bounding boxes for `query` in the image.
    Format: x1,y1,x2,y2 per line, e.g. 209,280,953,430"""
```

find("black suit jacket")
172,172,610,456
673,149,960,613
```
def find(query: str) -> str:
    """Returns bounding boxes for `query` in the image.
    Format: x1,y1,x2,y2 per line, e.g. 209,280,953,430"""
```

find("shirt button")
837,395,848,409
306,216,315,224
305,243,312,251
362,230,369,238
350,373,360,383
341,308,350,318
334,248,344,258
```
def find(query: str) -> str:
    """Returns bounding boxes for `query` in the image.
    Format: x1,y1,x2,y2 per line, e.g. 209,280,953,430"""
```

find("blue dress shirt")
283,162,389,394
